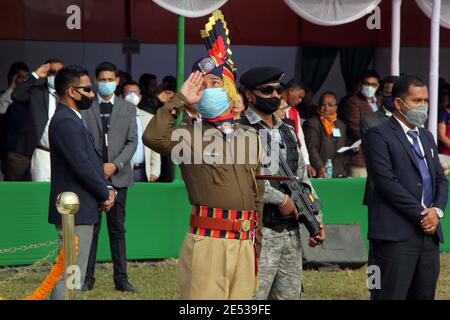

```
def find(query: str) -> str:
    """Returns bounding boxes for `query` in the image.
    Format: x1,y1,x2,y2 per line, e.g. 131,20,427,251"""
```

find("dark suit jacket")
48,104,110,225
11,75,50,157
363,116,448,243
361,107,391,136
303,115,348,177
361,107,392,205
82,96,137,188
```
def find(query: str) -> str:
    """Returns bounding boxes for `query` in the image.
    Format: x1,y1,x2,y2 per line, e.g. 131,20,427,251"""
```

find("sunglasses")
74,86,93,93
252,85,283,95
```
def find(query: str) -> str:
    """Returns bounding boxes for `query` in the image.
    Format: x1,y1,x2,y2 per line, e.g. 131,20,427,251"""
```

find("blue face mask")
98,81,117,96
197,88,229,119
383,95,394,110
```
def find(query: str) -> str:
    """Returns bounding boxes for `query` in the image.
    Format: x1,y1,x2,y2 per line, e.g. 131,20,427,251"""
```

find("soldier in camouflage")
239,67,326,300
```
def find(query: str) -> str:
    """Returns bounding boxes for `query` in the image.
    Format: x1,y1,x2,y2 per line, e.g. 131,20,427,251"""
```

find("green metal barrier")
0,178,449,267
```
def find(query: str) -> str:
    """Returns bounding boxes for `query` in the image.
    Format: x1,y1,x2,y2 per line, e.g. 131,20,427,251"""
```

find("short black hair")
119,70,132,82
122,80,140,88
380,75,399,92
162,75,176,84
95,62,119,78
284,78,306,91
392,75,426,100
55,65,89,97
381,75,399,85
45,58,63,65
139,73,157,87
318,91,337,107
361,69,380,82
7,61,29,85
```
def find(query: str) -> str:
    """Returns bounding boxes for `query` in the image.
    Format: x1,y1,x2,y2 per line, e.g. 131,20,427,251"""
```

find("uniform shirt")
142,92,264,214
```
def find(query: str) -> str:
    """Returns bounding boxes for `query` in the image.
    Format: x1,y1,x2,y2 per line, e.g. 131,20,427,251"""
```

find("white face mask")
361,84,378,98
125,92,140,106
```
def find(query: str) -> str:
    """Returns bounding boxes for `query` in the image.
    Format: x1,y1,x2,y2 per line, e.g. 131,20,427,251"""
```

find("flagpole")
174,15,185,181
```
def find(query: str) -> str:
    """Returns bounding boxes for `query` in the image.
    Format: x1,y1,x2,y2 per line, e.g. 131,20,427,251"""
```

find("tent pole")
174,15,185,181
429,0,441,141
176,15,185,91
391,0,402,76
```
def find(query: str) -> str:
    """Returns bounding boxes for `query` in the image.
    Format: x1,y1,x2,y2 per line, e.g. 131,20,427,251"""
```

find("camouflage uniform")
243,107,323,300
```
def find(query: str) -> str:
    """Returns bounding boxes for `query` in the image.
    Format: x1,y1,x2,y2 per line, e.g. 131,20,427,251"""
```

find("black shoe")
115,280,139,293
81,280,94,292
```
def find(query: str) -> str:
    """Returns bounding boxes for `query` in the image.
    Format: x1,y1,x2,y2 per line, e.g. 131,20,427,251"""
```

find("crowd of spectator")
1,59,450,182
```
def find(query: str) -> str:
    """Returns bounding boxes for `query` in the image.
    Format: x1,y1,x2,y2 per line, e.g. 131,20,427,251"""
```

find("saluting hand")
158,90,176,103
180,71,203,105
35,63,51,79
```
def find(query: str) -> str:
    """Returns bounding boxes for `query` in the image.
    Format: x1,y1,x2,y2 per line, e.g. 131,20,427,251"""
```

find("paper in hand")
337,139,361,153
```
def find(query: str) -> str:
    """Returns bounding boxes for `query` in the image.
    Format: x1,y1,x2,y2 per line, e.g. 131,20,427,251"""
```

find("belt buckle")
240,219,251,232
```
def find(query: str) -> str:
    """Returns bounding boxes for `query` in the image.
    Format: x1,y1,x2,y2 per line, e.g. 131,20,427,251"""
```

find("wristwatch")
434,207,444,219
107,185,118,199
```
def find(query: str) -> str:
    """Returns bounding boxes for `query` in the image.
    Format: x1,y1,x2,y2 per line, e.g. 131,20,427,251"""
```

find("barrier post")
56,192,80,300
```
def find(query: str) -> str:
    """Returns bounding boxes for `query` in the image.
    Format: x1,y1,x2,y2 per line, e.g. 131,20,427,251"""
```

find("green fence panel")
0,178,449,267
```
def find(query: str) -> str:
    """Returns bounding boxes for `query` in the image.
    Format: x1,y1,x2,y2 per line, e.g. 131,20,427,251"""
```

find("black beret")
239,67,285,87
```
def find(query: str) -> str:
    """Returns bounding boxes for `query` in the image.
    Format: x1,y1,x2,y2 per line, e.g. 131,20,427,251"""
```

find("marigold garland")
23,236,79,300
0,236,78,301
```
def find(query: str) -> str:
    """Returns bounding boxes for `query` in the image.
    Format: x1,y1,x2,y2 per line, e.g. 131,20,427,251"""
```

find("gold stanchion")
56,192,80,300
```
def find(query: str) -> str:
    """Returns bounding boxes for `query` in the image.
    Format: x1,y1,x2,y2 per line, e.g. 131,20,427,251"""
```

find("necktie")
99,102,113,131
407,130,433,207
99,102,113,162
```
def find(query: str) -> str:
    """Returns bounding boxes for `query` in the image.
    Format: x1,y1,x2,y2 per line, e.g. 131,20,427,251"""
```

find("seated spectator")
438,102,450,156
303,92,349,178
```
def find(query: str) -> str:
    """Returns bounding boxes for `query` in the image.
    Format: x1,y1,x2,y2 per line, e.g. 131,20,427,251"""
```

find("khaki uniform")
143,92,264,300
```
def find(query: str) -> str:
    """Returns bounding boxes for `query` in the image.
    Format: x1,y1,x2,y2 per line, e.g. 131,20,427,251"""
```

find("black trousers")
369,227,440,300
85,187,128,285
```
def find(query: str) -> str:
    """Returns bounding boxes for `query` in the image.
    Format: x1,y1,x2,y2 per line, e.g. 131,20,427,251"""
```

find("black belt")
267,223,298,233
133,163,144,170
36,145,50,152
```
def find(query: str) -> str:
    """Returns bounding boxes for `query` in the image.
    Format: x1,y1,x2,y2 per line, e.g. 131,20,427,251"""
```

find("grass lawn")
1,254,450,300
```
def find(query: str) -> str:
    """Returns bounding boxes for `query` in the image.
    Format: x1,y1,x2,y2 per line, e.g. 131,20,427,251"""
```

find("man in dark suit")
11,59,64,181
49,65,116,300
364,75,448,300
82,62,138,293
